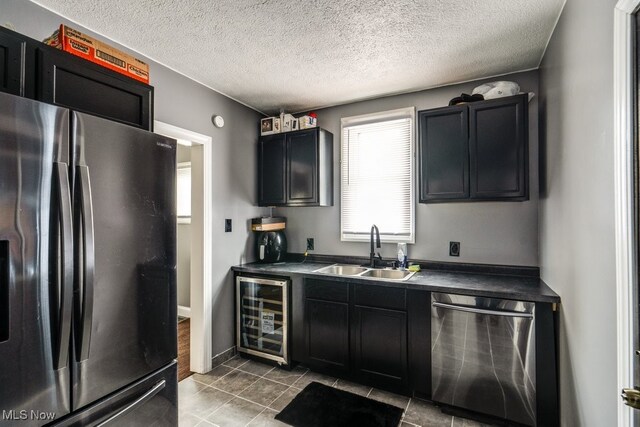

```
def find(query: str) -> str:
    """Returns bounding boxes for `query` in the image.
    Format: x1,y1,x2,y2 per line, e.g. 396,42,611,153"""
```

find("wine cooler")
236,276,289,365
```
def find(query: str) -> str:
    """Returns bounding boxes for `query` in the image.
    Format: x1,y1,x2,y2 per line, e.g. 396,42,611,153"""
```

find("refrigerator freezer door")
50,361,177,427
0,92,71,424
71,112,177,411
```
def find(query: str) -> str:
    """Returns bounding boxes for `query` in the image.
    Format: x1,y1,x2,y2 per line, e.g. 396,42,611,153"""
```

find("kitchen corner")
232,256,559,426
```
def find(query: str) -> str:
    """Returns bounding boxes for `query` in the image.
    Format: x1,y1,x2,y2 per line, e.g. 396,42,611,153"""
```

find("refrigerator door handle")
95,380,166,427
76,165,95,361
54,162,73,370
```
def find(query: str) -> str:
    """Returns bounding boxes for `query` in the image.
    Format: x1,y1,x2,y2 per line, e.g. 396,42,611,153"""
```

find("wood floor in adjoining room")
178,317,191,382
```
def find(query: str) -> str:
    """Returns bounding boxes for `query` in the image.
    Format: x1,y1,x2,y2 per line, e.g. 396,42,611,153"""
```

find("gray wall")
1,0,265,357
276,70,539,266
538,0,617,425
177,223,191,307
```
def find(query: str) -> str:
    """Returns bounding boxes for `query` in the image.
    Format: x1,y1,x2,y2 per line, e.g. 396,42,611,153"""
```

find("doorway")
176,144,193,380
154,121,214,377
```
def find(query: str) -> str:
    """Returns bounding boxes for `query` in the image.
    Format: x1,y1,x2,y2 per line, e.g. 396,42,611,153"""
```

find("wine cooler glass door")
236,277,288,364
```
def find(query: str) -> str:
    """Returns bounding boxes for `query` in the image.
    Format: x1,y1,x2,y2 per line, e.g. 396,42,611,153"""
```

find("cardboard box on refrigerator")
43,24,150,84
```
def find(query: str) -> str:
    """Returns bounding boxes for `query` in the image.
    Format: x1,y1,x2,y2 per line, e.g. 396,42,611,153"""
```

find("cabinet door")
407,290,431,397
305,298,349,372
418,106,469,202
469,95,528,199
0,30,24,96
352,306,407,390
258,134,287,206
286,129,318,205
38,47,153,130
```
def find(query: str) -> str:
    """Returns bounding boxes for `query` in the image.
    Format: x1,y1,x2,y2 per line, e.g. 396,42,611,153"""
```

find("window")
177,162,191,223
341,107,415,243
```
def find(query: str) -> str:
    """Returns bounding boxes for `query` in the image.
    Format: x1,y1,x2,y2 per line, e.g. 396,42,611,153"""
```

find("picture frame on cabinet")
261,116,281,135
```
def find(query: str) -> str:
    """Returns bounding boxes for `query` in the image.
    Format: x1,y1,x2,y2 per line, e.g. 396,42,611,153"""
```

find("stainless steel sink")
313,264,415,281
360,269,415,280
313,264,369,276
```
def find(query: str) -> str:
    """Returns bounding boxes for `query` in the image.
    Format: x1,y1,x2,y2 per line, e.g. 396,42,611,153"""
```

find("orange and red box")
44,24,150,84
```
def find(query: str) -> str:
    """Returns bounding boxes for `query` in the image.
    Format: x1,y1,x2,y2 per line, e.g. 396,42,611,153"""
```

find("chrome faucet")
369,224,382,268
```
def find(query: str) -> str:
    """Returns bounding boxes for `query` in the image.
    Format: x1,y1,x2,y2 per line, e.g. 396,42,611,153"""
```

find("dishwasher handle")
432,301,534,318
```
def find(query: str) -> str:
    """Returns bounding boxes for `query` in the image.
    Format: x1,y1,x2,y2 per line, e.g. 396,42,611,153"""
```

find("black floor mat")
275,382,404,427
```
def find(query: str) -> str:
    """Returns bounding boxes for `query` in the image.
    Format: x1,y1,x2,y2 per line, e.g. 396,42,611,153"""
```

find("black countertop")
231,261,560,303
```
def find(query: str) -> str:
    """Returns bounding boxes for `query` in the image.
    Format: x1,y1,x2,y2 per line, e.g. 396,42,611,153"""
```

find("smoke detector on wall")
212,115,225,128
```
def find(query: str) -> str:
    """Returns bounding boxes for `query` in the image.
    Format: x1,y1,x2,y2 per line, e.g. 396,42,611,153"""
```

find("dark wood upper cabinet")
287,129,317,204
469,95,528,199
258,127,333,207
258,134,287,205
418,93,529,202
38,46,153,131
0,30,25,97
418,106,469,202
0,26,153,131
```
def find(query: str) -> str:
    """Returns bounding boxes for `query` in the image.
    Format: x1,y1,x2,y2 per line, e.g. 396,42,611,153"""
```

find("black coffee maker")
251,217,287,263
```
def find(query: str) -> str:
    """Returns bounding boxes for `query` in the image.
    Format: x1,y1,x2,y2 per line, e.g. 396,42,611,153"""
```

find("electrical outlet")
225,219,232,232
306,238,314,251
449,241,460,257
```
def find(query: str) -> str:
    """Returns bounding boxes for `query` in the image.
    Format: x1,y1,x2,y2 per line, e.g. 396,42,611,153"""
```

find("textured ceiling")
31,0,565,114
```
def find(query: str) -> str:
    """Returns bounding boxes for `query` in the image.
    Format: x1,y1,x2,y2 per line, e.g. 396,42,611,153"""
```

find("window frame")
340,106,416,244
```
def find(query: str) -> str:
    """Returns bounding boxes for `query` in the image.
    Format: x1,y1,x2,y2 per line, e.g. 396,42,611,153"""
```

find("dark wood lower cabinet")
351,305,407,391
301,279,410,392
305,298,350,372
407,289,431,398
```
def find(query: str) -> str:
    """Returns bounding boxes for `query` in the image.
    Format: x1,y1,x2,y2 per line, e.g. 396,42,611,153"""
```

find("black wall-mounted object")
0,26,153,131
258,128,333,207
418,94,528,203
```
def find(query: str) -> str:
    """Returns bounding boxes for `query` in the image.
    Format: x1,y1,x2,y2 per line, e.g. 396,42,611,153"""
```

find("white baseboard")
178,305,191,318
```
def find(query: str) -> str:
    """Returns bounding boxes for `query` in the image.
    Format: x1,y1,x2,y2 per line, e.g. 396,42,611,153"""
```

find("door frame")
615,1,640,425
154,120,213,374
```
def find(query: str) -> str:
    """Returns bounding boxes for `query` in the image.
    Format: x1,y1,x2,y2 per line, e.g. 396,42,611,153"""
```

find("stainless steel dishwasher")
431,292,536,426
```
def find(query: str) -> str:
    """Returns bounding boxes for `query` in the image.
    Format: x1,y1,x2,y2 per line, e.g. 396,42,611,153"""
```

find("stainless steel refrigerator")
0,92,178,426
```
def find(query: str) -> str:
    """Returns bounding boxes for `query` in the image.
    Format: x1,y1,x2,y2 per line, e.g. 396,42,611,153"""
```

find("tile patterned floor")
178,355,494,427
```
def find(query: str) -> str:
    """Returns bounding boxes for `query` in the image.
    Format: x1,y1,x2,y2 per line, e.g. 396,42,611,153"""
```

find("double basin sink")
313,264,416,281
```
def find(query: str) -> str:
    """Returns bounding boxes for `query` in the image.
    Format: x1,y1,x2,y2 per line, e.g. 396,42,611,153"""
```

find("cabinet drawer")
305,279,348,303
353,284,406,311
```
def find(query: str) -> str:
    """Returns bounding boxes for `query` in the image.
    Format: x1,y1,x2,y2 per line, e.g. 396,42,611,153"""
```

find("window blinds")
341,108,414,243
